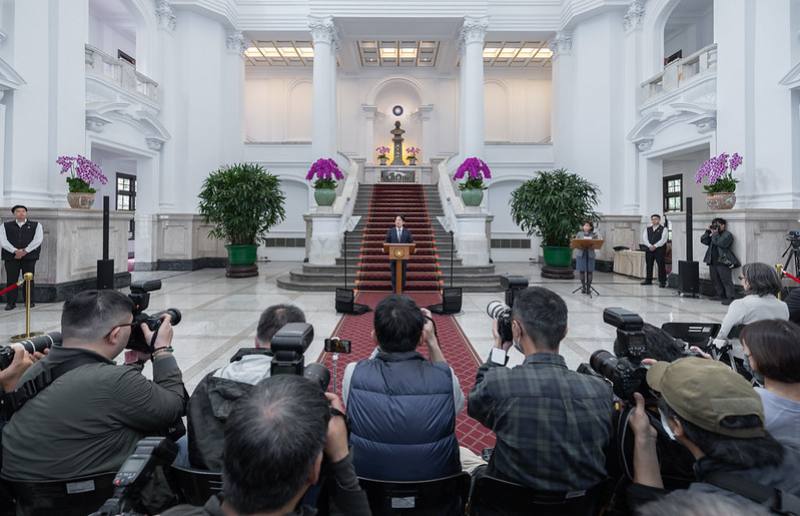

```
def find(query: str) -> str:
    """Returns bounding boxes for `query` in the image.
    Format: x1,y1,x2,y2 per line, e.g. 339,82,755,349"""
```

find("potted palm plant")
510,169,600,269
307,158,344,207
57,155,108,209
198,163,286,278
695,152,742,210
454,157,491,206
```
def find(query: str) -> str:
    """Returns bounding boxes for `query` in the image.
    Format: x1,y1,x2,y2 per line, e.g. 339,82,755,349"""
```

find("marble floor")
0,261,730,392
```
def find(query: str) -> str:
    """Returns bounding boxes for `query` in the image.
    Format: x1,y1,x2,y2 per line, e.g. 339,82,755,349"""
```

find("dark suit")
385,227,413,292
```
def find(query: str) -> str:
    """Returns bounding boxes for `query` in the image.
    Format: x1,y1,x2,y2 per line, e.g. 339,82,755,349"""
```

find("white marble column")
309,16,337,159
621,1,645,215
361,104,377,162
416,104,434,164
551,31,574,171
459,16,488,158
223,31,246,164
156,0,178,211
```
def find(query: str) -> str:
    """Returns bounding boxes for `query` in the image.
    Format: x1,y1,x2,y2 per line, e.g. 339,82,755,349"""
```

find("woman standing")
574,221,599,294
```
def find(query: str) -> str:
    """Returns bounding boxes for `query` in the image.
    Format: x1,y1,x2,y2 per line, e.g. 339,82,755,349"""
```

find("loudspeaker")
441,287,462,314
678,260,700,296
96,259,115,290
335,288,354,314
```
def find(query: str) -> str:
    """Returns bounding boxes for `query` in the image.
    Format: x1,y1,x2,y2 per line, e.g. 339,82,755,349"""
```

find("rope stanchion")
10,273,42,343
0,278,23,298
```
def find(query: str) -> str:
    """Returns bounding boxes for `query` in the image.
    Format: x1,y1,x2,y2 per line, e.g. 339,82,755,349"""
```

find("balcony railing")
85,44,158,102
641,44,717,103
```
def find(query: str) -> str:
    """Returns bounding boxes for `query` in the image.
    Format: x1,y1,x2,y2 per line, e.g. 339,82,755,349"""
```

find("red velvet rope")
783,270,800,285
0,281,20,297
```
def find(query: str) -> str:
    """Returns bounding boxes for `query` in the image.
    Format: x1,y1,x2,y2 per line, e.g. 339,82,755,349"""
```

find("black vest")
2,220,40,261
647,225,665,246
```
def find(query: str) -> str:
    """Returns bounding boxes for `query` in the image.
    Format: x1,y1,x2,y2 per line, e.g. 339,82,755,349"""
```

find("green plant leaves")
198,163,287,245
509,168,600,247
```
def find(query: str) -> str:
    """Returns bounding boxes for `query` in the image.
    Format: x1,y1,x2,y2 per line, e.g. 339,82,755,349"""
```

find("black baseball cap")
10,205,27,213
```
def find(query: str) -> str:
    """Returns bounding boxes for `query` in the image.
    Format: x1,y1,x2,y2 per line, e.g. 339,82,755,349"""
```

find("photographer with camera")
468,287,614,491
342,295,463,481
701,217,740,305
1,289,186,510
627,357,800,513
187,304,306,471
162,375,370,516
712,262,788,345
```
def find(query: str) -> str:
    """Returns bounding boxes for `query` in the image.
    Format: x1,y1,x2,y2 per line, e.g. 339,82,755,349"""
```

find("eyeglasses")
105,321,137,337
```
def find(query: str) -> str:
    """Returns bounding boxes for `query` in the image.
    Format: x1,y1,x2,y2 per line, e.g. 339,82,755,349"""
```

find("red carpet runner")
355,184,443,291
318,292,496,454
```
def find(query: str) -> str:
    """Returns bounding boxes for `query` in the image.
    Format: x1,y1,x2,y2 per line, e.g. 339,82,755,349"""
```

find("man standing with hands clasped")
641,214,668,288
1,205,43,310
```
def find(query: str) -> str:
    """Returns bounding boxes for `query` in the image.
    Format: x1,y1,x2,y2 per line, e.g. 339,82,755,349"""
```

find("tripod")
571,249,600,298
781,241,800,276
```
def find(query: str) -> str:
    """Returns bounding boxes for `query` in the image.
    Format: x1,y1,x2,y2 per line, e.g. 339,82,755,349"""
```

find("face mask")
742,353,765,385
659,409,677,441
512,338,523,354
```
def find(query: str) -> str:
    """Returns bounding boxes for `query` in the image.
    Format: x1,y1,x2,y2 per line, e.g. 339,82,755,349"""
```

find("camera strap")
0,353,104,420
703,471,800,515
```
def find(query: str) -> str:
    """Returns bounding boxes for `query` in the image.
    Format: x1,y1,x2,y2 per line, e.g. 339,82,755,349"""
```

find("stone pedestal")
454,212,493,266
136,214,227,271
0,207,132,301
305,212,342,266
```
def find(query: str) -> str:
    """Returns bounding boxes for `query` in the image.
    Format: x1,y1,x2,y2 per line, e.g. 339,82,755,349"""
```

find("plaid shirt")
468,352,613,492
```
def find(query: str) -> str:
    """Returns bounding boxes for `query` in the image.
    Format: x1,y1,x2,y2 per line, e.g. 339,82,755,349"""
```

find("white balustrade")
85,44,159,102
640,44,717,103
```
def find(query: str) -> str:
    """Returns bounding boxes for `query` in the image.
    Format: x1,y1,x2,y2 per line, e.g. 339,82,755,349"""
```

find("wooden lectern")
570,238,604,297
383,243,416,294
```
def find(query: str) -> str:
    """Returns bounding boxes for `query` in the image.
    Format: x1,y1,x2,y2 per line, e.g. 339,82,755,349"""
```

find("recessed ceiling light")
483,48,500,58
536,48,553,59
244,47,261,57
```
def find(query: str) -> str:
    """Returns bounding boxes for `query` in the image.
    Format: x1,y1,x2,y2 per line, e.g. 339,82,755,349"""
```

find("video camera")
0,332,61,370
270,323,331,390
787,230,800,249
90,437,178,516
127,280,182,353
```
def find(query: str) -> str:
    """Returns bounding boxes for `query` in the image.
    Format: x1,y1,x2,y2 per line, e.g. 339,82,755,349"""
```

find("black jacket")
385,228,413,244
701,229,739,268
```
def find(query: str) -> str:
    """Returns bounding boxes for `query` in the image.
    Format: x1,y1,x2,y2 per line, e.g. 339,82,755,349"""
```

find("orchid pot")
696,152,742,210
57,155,107,209
307,158,344,208
454,157,491,207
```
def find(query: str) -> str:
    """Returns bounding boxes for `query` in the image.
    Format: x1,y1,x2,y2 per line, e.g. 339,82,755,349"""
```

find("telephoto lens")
486,301,514,342
0,332,61,370
304,363,331,391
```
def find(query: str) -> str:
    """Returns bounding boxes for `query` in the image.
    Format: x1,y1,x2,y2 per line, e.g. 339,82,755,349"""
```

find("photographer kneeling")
627,357,800,513
163,375,370,516
1,290,186,510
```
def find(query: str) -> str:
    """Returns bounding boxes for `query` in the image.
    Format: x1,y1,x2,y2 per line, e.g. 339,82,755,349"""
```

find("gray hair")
741,262,782,297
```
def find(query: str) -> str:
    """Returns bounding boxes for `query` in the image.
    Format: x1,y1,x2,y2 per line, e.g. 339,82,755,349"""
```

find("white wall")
244,70,313,142
88,11,135,59
664,2,714,59
483,70,552,144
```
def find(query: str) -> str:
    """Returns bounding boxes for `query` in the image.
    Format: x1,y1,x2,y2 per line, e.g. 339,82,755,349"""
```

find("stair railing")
436,155,464,241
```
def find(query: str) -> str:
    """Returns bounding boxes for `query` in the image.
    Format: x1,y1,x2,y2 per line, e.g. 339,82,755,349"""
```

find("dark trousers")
710,263,736,299
645,247,667,284
390,260,407,292
4,259,35,305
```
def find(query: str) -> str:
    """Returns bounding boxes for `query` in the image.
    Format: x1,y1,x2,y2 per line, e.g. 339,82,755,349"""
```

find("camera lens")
589,350,619,381
303,363,331,391
486,301,510,320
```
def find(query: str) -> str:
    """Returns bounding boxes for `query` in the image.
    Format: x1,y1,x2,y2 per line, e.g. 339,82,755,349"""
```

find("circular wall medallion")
392,105,404,117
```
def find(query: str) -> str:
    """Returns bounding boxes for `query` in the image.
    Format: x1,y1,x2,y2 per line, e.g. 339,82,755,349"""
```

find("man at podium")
385,215,414,292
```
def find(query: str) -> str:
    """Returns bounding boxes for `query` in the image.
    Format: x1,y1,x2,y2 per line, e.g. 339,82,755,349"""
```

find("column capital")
551,31,573,59
460,16,489,47
155,0,176,32
226,30,246,54
623,0,647,33
309,16,338,47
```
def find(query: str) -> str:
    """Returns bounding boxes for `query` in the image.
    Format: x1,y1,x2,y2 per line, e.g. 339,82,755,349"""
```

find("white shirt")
716,294,790,341
0,219,44,254
641,224,668,249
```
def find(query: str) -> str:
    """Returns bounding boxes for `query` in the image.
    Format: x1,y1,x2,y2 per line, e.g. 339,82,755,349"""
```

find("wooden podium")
383,243,416,294
570,238,604,297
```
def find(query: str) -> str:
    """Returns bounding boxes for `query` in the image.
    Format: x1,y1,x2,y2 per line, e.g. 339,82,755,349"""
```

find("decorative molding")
226,30,246,54
551,31,573,59
779,60,800,89
687,111,717,134
85,101,171,152
634,138,653,151
623,0,646,33
85,113,112,133
361,104,378,120
155,0,176,31
308,16,337,47
460,15,489,47
146,136,166,151
0,30,7,46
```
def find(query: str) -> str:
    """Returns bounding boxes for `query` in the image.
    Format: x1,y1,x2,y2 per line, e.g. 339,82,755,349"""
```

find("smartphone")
324,337,352,354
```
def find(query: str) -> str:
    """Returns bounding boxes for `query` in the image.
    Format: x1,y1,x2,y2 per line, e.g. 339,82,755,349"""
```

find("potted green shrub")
510,169,600,268
454,157,491,206
198,163,286,277
306,158,344,207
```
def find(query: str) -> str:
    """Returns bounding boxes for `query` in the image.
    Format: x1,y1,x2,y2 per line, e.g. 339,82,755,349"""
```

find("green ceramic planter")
461,188,484,206
314,188,336,206
226,244,258,266
542,246,572,267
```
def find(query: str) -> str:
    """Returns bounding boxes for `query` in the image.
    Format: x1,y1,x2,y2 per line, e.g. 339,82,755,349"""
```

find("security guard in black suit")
1,205,43,310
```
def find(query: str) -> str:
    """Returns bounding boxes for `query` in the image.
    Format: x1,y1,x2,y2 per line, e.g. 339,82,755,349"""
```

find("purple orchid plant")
375,146,390,158
57,154,108,193
696,152,742,194
306,158,344,189
453,157,492,190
